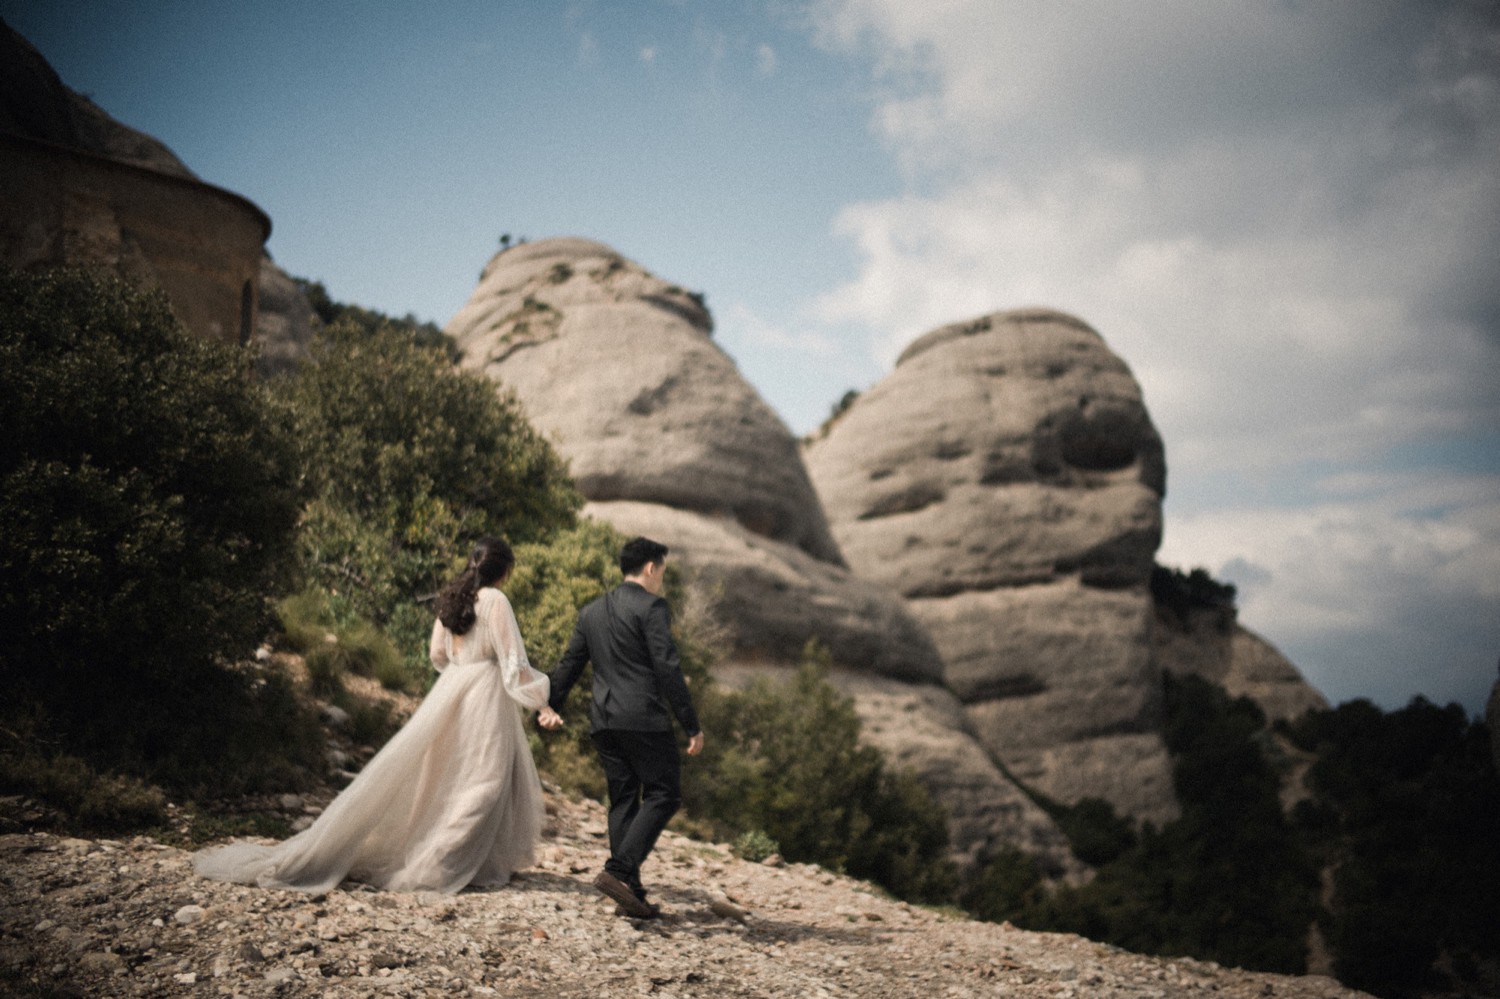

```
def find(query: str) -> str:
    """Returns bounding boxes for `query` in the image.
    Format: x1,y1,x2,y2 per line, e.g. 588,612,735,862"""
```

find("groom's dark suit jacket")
548,581,700,736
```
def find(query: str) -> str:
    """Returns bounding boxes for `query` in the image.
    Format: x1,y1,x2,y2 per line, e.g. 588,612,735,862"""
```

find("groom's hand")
686,732,704,756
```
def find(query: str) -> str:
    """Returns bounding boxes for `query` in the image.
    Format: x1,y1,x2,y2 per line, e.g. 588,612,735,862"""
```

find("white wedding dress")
194,588,550,894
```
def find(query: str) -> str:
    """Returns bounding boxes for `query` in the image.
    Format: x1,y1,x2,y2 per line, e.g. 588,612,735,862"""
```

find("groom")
542,536,704,918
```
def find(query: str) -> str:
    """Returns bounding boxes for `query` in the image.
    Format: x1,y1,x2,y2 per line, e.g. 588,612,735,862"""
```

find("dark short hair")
619,536,668,577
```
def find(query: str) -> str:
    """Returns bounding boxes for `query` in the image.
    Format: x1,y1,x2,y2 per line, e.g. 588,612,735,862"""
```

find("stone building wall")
0,131,271,346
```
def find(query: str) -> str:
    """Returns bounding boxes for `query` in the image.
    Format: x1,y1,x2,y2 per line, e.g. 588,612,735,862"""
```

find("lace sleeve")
428,617,449,673
485,590,550,710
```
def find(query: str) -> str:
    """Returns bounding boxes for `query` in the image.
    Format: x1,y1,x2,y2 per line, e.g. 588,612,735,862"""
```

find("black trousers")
591,728,681,891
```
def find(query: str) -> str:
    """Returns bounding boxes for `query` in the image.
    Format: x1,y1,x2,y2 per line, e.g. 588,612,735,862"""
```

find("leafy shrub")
0,267,321,793
683,644,957,904
0,743,168,834
1151,563,1237,628
277,589,407,693
733,829,781,863
277,318,581,680
973,673,1317,975
961,847,1047,923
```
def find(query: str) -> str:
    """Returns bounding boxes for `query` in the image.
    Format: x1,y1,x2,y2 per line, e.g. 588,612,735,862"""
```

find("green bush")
276,589,408,693
0,742,168,834
277,318,581,680
972,673,1317,975
733,829,781,863
683,644,957,904
0,267,321,794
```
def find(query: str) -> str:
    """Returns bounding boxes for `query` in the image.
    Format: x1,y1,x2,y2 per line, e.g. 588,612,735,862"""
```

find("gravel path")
0,791,1371,998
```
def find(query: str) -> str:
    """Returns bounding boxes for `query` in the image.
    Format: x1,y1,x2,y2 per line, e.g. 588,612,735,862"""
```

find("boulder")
446,238,842,564
806,309,1179,822
807,308,1165,597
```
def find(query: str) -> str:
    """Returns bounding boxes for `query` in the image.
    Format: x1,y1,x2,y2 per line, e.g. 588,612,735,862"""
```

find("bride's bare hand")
536,707,564,730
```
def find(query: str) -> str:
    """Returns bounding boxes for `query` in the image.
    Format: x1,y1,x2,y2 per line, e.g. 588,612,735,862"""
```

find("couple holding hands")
195,535,701,920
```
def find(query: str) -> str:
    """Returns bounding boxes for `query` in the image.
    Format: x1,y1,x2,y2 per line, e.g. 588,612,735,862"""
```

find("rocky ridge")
0,793,1372,999
804,309,1180,824
803,309,1327,825
445,240,1081,876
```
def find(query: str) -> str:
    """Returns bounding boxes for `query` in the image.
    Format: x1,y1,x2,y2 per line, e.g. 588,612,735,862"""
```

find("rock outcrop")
445,240,938,679
1154,606,1329,722
1,20,195,180
253,256,315,378
448,238,841,564
805,309,1179,824
1,20,269,347
445,240,1076,873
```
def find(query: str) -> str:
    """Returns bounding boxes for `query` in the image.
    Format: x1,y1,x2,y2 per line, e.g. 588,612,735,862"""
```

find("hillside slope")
1,791,1370,999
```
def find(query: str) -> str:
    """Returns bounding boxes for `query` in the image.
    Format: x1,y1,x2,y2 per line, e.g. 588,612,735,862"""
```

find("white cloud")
803,0,1500,711
756,42,778,77
1160,473,1500,710
640,44,658,65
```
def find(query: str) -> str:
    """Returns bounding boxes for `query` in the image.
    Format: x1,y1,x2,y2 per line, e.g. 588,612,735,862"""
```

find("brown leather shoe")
593,871,656,919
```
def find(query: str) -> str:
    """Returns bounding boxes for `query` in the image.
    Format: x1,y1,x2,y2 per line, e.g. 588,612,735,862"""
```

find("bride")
194,537,561,893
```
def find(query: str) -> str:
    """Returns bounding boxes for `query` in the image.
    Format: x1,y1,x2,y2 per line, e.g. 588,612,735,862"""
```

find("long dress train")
193,587,549,894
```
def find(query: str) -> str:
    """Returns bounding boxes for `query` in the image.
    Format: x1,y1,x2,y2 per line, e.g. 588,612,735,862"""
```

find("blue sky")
6,1,1498,715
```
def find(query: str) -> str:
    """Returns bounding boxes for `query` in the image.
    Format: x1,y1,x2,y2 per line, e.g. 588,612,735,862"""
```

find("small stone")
78,952,125,975
174,904,206,925
265,966,297,984
531,928,549,942
709,898,750,923
278,793,304,811
174,972,197,984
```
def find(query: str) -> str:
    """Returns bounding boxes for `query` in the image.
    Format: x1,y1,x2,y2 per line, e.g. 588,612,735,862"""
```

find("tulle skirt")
193,658,544,894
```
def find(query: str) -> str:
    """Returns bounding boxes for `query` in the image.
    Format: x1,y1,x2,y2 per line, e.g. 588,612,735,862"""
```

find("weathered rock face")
0,21,195,180
1154,607,1329,723
805,309,1179,824
445,240,945,680
0,21,269,347
253,256,315,379
809,309,1166,597
446,244,1070,868
585,501,942,684
447,238,842,565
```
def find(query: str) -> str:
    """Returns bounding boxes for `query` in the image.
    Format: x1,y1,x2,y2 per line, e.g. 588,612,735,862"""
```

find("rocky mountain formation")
0,21,193,181
0,791,1371,999
445,240,1087,876
803,310,1326,824
448,240,1329,866
4,11,1329,880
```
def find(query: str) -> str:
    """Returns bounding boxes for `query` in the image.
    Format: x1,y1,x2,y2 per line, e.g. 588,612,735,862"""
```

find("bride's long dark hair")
435,536,515,635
